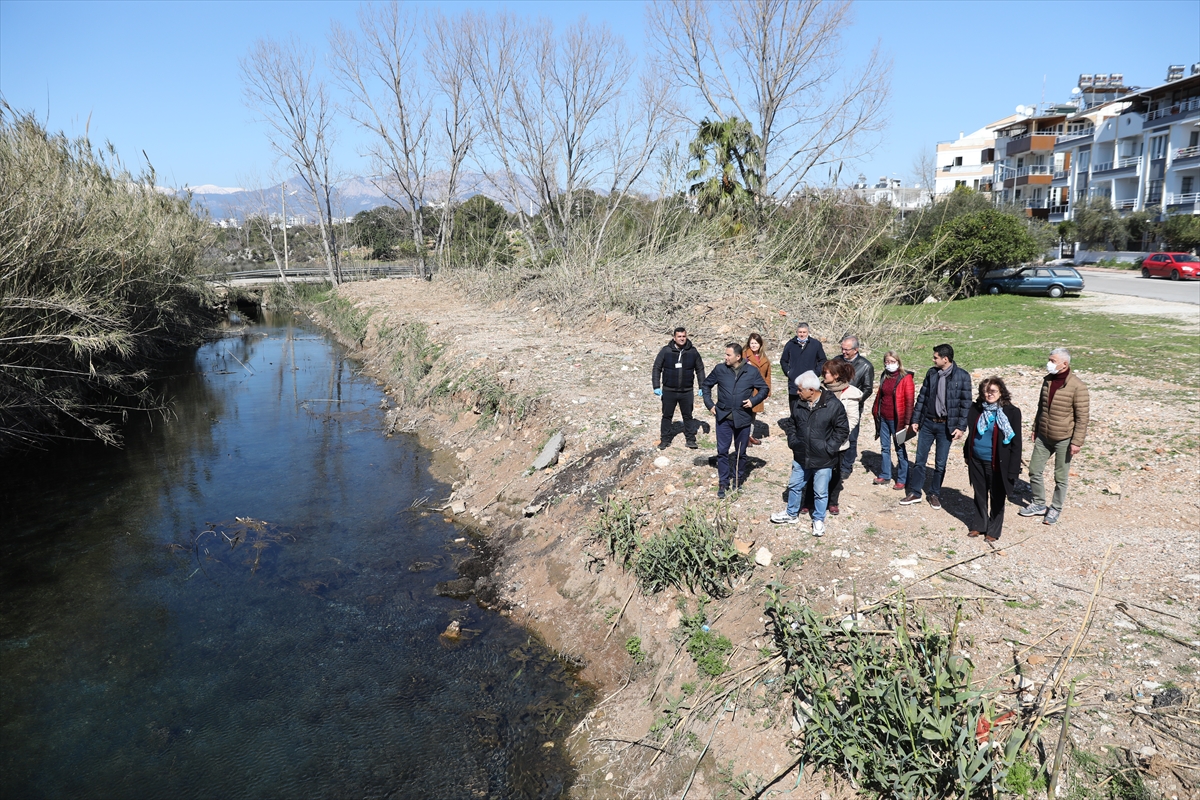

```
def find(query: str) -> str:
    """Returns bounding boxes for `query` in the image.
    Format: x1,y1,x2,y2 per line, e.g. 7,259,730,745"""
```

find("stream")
0,312,588,799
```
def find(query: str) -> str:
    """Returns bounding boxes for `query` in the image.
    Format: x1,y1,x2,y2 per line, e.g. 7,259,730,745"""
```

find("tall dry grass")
0,106,215,450
445,191,935,355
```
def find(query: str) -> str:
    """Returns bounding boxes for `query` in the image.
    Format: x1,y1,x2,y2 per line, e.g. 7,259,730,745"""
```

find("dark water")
0,314,588,799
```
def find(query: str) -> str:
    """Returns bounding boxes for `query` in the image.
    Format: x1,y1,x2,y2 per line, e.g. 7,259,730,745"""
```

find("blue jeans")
715,419,751,489
878,417,909,485
907,419,952,498
786,461,832,521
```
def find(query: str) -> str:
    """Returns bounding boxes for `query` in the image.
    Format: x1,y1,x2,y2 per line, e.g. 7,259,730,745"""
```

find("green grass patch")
882,295,1199,387
624,636,646,664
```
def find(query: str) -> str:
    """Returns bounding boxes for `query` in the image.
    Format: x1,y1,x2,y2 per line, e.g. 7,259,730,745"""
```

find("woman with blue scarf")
964,378,1022,544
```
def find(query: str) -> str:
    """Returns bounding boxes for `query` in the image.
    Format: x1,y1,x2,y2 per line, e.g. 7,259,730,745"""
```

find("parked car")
980,265,1085,298
1140,252,1200,280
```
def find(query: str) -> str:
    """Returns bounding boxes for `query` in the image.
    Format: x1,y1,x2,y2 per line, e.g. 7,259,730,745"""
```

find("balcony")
1175,145,1200,163
1115,198,1137,210
1117,156,1141,169
1006,134,1058,157
1093,161,1113,172
1052,169,1070,184
1146,95,1200,122
1053,129,1095,149
1166,191,1200,206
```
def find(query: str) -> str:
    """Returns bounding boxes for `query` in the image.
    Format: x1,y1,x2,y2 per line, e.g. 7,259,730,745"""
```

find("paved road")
1078,268,1200,305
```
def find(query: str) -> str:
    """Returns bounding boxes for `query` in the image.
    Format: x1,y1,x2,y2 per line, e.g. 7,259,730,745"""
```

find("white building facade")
934,116,1020,196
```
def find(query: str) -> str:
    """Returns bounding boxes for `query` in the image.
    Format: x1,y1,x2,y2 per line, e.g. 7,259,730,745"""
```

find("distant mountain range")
184,172,533,222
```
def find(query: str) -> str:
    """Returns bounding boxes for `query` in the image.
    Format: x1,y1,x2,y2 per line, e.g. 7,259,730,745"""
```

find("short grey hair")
795,370,822,390
796,322,811,331
1050,347,1071,363
841,335,859,350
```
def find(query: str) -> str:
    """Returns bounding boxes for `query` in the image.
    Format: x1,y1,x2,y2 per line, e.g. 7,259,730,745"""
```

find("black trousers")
967,456,1006,539
660,389,696,442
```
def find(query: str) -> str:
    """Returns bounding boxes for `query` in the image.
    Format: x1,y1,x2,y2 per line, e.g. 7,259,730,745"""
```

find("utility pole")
282,181,289,275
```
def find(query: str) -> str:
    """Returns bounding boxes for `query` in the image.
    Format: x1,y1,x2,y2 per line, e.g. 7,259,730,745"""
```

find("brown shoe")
984,535,1000,544
967,530,982,538
928,495,942,510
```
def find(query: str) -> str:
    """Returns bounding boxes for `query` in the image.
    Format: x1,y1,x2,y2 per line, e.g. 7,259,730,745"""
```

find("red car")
1141,252,1200,280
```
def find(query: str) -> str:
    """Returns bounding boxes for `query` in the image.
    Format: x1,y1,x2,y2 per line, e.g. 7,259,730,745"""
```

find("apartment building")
1053,66,1200,224
934,115,1019,196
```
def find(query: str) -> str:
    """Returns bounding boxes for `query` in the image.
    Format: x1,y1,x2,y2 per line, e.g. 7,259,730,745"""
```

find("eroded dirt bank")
318,278,1199,800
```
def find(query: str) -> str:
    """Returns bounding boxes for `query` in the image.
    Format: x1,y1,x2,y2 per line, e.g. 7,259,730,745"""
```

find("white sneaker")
770,510,800,524
812,520,825,537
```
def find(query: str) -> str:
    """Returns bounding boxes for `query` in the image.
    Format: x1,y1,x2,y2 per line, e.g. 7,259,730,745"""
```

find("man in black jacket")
838,335,875,477
652,327,705,449
701,342,769,498
901,343,972,510
771,371,848,537
779,322,826,415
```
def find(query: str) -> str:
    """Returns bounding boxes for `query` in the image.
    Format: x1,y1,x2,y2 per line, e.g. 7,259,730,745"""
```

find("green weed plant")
765,589,1026,798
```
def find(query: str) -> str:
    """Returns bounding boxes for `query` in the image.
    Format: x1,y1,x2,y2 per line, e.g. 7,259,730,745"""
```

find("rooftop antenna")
1041,74,1046,112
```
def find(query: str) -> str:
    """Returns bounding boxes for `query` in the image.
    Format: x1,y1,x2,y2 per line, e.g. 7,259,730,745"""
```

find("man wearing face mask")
1019,348,1090,525
779,322,826,415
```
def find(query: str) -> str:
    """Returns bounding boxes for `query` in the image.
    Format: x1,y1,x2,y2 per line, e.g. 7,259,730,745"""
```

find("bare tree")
241,37,341,285
458,11,546,258
232,176,292,286
330,2,433,277
426,10,478,267
460,12,668,261
909,144,936,197
646,0,890,200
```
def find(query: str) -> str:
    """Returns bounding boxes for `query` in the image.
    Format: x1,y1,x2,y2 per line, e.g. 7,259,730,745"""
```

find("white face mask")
885,362,899,373
1046,361,1058,374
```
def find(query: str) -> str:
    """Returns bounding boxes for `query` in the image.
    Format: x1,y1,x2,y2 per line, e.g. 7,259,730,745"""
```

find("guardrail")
1117,156,1141,169
207,262,430,284
1167,192,1200,205
1115,198,1137,210
1147,96,1200,121
1176,145,1200,159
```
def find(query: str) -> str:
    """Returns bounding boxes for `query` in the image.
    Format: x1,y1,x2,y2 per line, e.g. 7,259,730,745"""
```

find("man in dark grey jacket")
701,342,769,498
901,343,972,510
838,335,875,476
771,371,848,537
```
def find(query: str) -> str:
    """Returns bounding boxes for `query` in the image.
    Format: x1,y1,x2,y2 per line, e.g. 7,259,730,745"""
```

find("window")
1077,150,1090,170
1184,176,1195,195
1149,135,1168,160
973,179,980,190
954,156,963,166
1190,131,1199,148
955,180,966,188
1147,179,1163,203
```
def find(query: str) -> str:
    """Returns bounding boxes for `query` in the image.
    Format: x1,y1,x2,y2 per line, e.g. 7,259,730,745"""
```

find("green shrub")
633,507,749,598
624,636,646,664
766,590,1026,798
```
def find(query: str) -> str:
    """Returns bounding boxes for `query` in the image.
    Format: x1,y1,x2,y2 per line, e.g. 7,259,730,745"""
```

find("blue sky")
2,0,1197,191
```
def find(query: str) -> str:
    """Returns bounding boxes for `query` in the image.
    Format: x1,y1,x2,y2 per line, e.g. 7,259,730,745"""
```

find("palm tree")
686,117,763,218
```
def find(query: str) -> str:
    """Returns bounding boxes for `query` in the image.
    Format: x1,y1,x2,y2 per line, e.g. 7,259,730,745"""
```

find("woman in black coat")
963,377,1022,543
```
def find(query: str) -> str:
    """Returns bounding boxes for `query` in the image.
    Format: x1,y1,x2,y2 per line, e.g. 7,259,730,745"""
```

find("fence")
206,261,433,285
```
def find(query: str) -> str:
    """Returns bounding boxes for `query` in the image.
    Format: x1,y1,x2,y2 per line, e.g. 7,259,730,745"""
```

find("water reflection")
0,313,586,799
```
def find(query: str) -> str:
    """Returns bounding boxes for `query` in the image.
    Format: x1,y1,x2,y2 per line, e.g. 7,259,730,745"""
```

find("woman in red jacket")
871,351,914,490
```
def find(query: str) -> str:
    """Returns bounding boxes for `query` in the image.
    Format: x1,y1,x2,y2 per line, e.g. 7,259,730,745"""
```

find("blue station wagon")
981,266,1085,298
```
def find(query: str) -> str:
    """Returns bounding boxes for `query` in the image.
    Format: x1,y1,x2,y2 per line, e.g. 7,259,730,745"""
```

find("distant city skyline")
1,0,1196,193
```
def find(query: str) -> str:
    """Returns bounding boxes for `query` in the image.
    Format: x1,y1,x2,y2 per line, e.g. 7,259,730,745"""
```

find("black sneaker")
717,486,727,499
657,441,669,450
685,440,698,450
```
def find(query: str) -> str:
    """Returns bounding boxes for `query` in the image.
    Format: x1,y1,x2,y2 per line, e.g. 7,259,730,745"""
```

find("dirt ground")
333,278,1200,800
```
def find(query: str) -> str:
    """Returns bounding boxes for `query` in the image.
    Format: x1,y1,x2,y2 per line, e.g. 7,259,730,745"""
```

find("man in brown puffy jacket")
1019,348,1090,525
